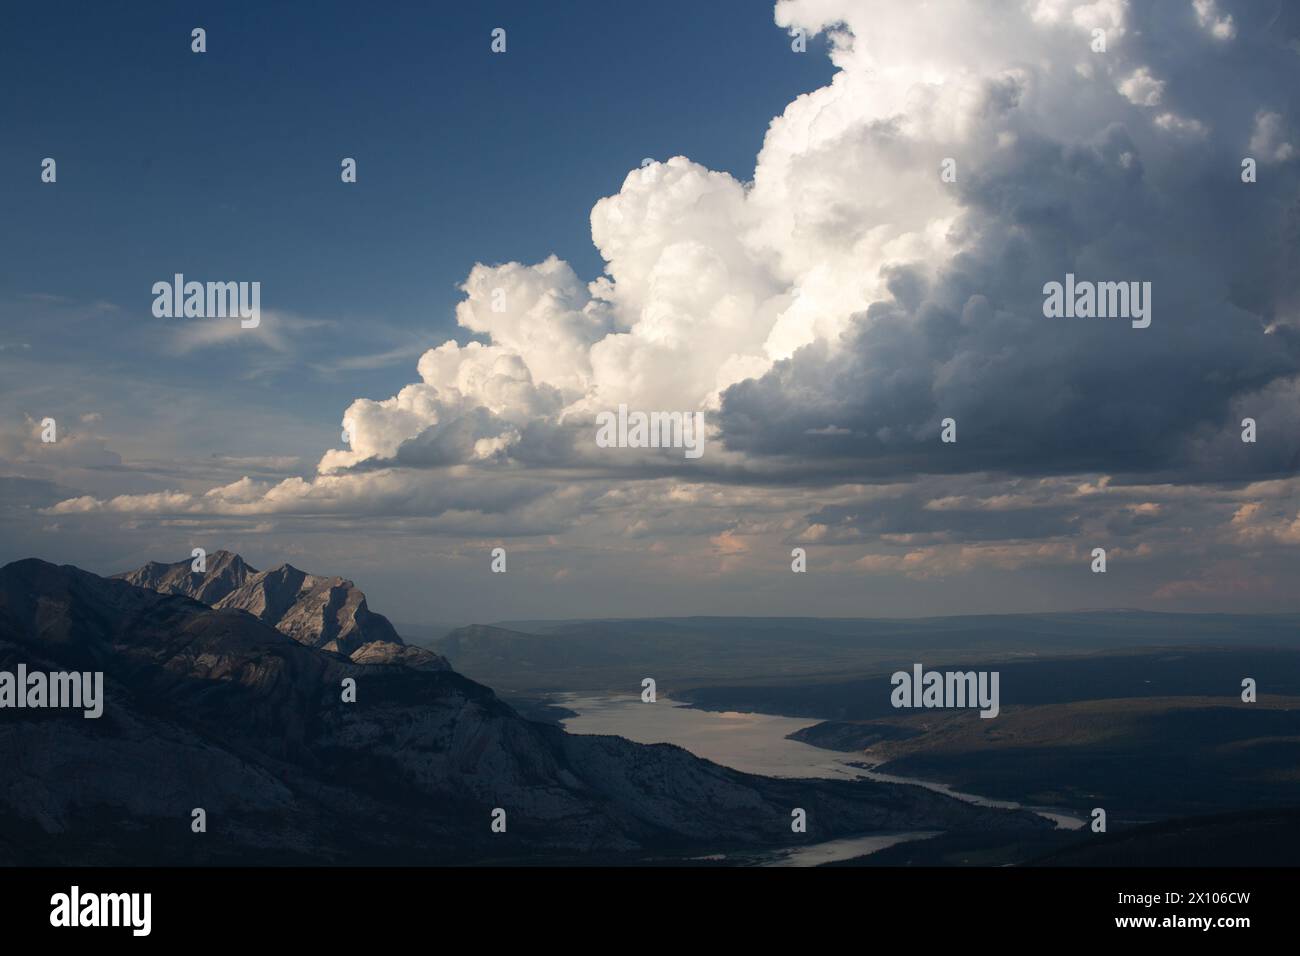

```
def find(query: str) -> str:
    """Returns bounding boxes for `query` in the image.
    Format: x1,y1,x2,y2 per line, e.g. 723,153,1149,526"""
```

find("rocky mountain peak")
114,549,255,605
117,552,446,669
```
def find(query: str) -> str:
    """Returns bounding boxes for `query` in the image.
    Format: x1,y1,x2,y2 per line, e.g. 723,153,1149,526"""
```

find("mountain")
117,551,445,669
118,548,255,604
0,559,1046,865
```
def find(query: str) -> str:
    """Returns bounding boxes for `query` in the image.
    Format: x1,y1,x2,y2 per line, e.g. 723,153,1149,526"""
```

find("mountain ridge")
116,550,446,669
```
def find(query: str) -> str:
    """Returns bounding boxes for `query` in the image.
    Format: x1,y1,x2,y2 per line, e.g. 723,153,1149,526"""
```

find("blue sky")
2,0,832,426
3,1,1300,624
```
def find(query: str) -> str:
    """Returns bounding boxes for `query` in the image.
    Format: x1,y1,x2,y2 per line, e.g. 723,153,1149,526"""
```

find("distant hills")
433,613,1300,839
434,612,1300,694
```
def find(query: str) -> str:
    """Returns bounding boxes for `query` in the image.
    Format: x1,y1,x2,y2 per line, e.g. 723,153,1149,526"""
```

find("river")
558,693,1084,864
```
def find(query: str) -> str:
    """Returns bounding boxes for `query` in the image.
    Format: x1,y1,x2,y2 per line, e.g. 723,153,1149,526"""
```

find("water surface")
559,694,1085,833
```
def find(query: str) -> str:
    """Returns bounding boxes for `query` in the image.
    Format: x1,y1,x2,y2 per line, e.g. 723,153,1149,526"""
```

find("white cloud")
166,309,331,355
1118,67,1164,106
1153,111,1209,138
1193,0,1236,41
1249,110,1297,163
45,0,1300,566
0,416,121,471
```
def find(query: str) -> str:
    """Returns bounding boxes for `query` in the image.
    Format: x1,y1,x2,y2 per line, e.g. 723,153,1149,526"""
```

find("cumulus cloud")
1118,67,1165,106
719,0,1298,479
302,0,1296,489
46,0,1300,601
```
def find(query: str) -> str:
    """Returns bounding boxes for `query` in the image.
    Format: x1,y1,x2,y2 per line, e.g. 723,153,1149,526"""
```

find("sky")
2,0,1299,625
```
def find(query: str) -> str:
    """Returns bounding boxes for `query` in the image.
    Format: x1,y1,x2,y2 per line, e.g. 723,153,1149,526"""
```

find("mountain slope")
0,559,1046,865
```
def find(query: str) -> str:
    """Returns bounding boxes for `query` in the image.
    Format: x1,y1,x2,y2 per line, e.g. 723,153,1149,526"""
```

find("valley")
434,615,1300,863
0,556,1048,866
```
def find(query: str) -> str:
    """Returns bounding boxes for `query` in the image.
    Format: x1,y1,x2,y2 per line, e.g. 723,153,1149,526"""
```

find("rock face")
116,551,446,669
0,559,1048,865
117,549,255,605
